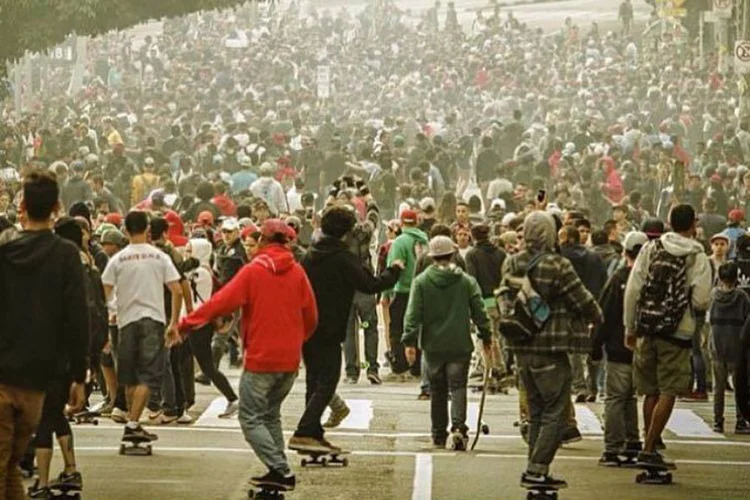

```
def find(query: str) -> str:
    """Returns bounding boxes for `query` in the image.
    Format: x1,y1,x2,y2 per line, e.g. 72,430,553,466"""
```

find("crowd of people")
1,0,750,497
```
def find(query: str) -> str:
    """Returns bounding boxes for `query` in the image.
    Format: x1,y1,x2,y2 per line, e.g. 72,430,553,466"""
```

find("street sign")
657,0,687,18
735,41,750,74
317,65,331,99
714,0,733,19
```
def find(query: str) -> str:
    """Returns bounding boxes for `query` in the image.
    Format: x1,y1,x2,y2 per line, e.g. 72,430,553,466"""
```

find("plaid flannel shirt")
500,250,603,354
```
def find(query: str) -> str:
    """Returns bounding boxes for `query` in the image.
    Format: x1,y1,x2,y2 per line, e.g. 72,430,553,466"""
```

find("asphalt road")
38,362,750,500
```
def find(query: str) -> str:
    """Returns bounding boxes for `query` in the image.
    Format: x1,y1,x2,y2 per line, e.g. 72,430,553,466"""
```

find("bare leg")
57,435,77,475
126,385,150,422
644,394,675,453
642,394,658,439
101,365,117,405
35,448,53,487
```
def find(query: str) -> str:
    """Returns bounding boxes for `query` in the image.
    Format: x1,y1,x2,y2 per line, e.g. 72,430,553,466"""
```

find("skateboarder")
180,220,318,492
403,235,492,450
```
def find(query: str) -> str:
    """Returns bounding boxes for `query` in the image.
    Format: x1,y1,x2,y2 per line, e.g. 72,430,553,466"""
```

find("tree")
0,0,250,75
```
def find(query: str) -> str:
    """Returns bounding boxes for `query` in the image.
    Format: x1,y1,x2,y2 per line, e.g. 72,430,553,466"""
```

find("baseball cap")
729,209,745,223
624,231,649,252
710,233,730,244
490,198,506,211
428,235,456,257
401,209,418,225
640,218,665,240
261,219,290,238
240,224,260,241
104,212,123,228
419,197,436,212
197,211,215,226
101,229,128,248
221,218,240,232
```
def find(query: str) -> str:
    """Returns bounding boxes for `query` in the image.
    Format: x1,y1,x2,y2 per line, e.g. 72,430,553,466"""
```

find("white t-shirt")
101,243,181,329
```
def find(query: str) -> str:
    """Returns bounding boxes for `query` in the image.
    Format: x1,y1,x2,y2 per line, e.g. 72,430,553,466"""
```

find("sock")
126,421,139,430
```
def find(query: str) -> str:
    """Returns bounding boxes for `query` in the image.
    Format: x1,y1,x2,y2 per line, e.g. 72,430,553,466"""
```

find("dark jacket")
708,286,750,364
561,243,608,299
591,265,632,364
0,229,89,390
465,240,506,298
303,235,400,347
216,238,247,286
61,175,93,209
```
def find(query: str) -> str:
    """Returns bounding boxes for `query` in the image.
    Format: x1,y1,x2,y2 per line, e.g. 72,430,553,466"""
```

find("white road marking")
193,397,235,428
412,453,433,500
666,409,725,439
466,402,480,432
575,406,604,435
321,399,373,430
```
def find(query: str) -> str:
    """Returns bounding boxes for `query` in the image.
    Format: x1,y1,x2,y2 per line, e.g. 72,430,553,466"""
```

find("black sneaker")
123,425,158,442
250,469,295,491
50,471,82,490
735,419,750,435
636,451,675,470
598,452,621,467
586,394,596,403
574,394,587,403
367,372,382,385
561,426,582,445
521,471,568,489
622,441,642,460
713,420,725,434
450,430,468,451
27,480,51,499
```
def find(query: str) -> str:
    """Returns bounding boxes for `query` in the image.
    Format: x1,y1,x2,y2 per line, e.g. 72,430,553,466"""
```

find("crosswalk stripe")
193,397,235,428
412,454,433,500
575,406,604,436
666,409,725,439
321,399,373,430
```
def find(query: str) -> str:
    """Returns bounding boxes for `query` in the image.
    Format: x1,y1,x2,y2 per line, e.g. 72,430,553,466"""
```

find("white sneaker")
177,414,193,424
218,400,239,419
148,410,163,421
110,407,128,424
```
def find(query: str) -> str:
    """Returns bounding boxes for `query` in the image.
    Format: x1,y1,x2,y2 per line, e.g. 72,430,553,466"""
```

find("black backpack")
635,240,690,338
495,253,551,343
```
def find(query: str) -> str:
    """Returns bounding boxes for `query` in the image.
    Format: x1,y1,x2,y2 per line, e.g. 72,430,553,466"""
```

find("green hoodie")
386,226,429,293
402,263,491,361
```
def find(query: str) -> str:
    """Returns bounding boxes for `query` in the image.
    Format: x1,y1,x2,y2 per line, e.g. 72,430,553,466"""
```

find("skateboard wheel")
301,459,307,467
248,490,255,499
342,458,349,467
665,473,673,483
119,444,125,455
481,424,490,435
321,457,328,467
146,445,153,456
93,420,99,426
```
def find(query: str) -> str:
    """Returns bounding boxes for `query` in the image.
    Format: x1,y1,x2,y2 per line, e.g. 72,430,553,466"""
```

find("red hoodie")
212,194,237,217
179,244,318,372
164,210,188,248
602,157,624,204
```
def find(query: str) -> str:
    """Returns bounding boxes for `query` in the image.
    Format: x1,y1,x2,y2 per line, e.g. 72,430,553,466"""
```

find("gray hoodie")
624,232,712,341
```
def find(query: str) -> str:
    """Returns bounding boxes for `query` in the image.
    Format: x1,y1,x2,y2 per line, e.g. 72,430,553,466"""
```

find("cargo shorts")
634,336,692,397
117,318,166,391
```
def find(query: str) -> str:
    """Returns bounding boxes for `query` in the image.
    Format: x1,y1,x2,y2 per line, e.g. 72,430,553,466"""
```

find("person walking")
0,171,88,500
403,235,492,450
179,220,318,491
288,206,402,453
624,204,712,469
500,211,602,489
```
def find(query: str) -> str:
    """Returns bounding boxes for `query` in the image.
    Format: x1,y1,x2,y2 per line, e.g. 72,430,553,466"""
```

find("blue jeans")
424,354,470,442
238,371,297,476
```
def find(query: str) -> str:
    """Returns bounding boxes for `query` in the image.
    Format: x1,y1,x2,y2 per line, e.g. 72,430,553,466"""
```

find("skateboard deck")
248,484,286,499
524,485,560,500
297,449,350,467
49,483,82,499
69,410,100,425
635,463,674,485
119,436,153,456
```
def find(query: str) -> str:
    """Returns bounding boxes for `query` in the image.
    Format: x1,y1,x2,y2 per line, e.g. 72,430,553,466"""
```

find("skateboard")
525,485,560,500
119,435,153,456
635,463,674,485
297,449,349,467
471,365,490,450
248,484,287,499
69,409,100,425
49,483,82,499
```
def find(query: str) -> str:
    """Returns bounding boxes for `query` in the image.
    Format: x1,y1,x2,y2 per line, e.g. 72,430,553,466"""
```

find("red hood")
251,244,295,275
164,210,188,247
212,194,237,217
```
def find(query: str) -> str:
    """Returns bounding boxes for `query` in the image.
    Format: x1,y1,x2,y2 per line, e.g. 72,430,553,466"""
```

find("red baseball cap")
262,219,290,239
729,209,745,223
241,224,260,241
400,209,418,224
105,212,122,227
197,211,215,226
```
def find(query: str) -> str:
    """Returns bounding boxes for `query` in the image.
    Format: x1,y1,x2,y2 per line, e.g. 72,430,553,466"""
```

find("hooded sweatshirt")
183,238,214,314
302,235,400,346
387,226,429,294
624,232,712,341
708,286,750,364
500,211,602,354
465,240,506,299
402,263,491,361
250,176,288,216
561,243,608,298
179,244,317,372
0,229,89,390
591,265,633,364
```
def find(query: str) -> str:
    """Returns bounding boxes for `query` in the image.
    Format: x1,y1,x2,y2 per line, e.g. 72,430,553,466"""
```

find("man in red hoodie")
211,182,237,217
178,219,318,493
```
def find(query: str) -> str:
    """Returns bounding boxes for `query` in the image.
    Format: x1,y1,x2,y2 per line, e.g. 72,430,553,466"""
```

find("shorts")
117,318,166,391
634,336,692,397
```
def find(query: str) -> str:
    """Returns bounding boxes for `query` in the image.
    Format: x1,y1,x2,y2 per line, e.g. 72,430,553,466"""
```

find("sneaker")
520,471,568,489
735,419,750,435
623,441,642,458
585,394,596,403
123,425,158,442
160,413,178,424
98,402,115,417
382,372,406,383
27,480,51,499
433,439,447,449
250,469,296,491
219,400,239,419
713,420,724,434
561,427,582,445
598,452,621,467
320,438,342,453
343,376,358,385
636,451,675,470
110,407,128,424
323,405,351,428
147,409,163,421
367,372,383,385
195,373,211,386
417,392,431,401
177,414,193,424
50,471,82,489
450,431,468,451
288,436,334,453
574,394,587,403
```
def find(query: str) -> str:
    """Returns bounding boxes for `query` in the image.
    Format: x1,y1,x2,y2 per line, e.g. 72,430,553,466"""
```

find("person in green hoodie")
402,235,492,450
385,209,429,379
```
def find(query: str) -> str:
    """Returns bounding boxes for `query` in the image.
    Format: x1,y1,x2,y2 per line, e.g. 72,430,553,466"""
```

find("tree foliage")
0,0,249,70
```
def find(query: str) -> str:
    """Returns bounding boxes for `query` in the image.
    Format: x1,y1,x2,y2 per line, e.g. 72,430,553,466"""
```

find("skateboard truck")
248,486,286,499
69,410,99,426
119,437,153,456
525,486,559,500
298,450,349,467
635,465,673,485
